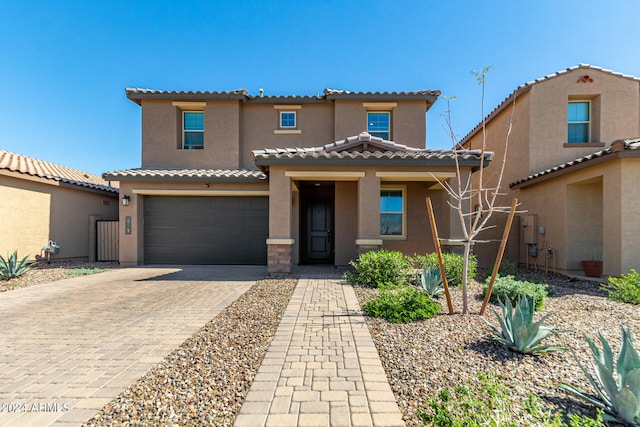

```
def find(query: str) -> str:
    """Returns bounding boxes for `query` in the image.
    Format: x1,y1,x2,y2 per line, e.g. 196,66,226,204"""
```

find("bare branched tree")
434,67,519,314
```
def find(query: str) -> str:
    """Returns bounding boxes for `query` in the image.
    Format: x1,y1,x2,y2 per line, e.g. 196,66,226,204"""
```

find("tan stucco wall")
334,181,358,265
141,99,242,169
334,100,427,146
0,174,118,261
240,103,335,169
620,158,640,275
528,69,640,172
516,156,637,277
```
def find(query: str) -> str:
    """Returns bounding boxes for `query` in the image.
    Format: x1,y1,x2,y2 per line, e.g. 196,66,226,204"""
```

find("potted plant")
582,249,603,278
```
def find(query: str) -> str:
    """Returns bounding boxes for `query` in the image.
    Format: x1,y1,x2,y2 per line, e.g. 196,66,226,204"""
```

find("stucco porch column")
356,170,382,255
119,182,144,266
267,167,293,273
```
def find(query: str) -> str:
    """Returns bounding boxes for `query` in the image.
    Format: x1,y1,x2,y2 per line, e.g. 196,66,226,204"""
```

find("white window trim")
367,111,391,140
380,185,406,240
568,100,591,143
182,111,204,150
279,111,297,129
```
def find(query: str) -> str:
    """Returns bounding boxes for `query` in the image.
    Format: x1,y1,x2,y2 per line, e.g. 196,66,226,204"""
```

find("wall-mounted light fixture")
122,194,131,206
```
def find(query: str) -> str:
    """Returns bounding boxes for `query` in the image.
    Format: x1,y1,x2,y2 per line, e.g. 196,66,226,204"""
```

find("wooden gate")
97,220,119,261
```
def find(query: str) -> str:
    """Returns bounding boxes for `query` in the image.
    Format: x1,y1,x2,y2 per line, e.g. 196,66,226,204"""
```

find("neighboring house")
0,149,119,262
104,88,491,272
460,64,640,277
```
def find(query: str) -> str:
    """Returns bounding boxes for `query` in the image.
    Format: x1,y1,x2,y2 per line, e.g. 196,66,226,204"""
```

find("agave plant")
419,266,444,297
483,295,566,355
560,326,640,426
0,250,34,280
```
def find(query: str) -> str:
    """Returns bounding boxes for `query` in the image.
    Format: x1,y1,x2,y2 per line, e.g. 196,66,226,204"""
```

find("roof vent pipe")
259,88,264,97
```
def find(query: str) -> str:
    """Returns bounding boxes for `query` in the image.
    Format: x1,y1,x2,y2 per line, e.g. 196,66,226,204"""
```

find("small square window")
568,101,590,143
367,112,390,140
280,111,296,128
380,188,404,237
183,111,204,149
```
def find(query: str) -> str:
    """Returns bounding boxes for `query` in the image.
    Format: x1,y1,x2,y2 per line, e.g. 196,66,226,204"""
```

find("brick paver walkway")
234,272,404,427
0,266,263,426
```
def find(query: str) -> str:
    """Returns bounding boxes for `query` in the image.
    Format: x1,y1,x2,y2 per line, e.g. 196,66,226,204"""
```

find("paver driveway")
0,266,265,426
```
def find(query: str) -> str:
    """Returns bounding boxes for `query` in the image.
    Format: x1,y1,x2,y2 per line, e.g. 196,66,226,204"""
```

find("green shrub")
410,252,477,287
483,274,548,311
489,258,519,278
363,287,440,323
419,371,604,426
0,251,34,280
66,268,109,276
347,250,413,288
602,269,640,305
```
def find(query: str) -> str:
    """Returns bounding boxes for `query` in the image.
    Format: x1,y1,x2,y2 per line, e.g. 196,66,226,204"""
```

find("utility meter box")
522,214,538,245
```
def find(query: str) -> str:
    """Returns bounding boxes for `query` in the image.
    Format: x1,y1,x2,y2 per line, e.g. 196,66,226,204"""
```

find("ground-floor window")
380,186,405,238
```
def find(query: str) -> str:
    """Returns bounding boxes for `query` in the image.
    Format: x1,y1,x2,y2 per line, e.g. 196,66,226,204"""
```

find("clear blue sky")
2,0,639,176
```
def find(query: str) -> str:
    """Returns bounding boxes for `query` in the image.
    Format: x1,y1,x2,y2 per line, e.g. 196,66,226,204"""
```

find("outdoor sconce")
122,194,131,206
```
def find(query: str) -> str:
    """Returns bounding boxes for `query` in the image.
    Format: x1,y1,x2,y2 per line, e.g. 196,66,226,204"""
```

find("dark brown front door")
301,184,334,263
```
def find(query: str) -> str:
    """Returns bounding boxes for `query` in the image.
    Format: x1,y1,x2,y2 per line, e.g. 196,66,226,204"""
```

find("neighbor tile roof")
103,168,267,182
459,64,640,146
0,149,118,193
510,138,640,188
252,132,492,167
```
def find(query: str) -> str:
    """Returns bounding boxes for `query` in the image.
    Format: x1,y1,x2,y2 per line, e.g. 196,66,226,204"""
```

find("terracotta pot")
582,260,603,278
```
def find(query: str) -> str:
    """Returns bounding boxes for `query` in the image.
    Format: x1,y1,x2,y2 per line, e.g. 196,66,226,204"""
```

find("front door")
302,185,334,263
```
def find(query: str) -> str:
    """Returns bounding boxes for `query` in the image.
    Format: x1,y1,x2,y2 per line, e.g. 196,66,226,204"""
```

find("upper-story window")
367,112,390,140
183,111,204,149
280,111,296,128
568,101,590,143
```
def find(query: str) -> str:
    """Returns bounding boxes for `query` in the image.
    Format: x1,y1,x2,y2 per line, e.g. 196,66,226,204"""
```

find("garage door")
144,196,268,265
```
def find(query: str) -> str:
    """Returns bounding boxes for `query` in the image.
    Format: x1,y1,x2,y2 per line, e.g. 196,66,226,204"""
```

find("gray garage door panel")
144,196,268,265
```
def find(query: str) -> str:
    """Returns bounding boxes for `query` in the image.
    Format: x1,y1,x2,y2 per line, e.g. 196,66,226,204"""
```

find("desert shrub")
363,287,440,323
346,250,413,288
410,252,477,287
483,295,565,355
419,372,604,426
488,258,518,278
0,251,34,280
483,275,548,311
602,269,640,305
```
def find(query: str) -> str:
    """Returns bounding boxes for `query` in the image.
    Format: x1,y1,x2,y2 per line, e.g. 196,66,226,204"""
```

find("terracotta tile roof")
126,88,249,104
459,64,640,146
252,132,492,166
125,87,440,104
0,149,119,193
103,168,267,182
323,88,441,100
510,138,640,188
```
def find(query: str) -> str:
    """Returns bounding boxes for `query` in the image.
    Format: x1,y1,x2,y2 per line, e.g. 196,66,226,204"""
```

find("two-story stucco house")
104,88,491,272
460,65,640,277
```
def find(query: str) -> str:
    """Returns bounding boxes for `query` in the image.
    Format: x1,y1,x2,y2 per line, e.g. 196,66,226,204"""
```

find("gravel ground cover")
354,268,640,426
84,278,297,427
0,261,119,292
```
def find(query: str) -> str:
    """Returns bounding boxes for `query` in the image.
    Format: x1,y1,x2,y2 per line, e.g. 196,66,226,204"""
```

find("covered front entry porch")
252,132,490,274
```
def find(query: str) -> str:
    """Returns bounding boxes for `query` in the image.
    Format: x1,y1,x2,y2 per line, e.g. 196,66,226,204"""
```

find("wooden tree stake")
479,197,518,316
425,197,454,314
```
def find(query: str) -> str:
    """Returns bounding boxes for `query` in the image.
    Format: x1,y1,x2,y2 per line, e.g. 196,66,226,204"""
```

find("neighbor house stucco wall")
0,174,118,261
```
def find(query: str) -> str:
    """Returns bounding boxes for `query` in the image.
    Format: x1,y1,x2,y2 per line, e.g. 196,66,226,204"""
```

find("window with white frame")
380,187,405,237
280,111,296,128
568,101,590,143
367,111,390,139
182,111,204,149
